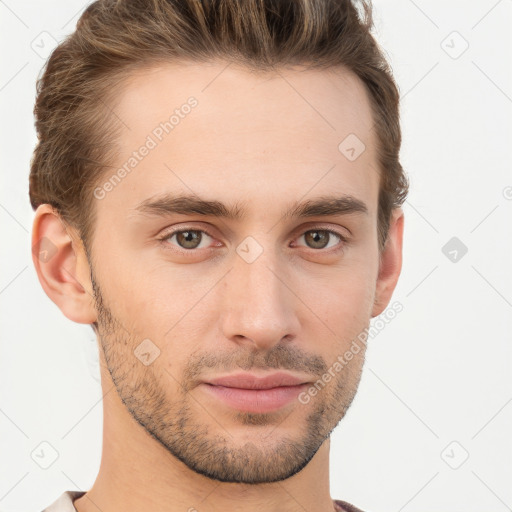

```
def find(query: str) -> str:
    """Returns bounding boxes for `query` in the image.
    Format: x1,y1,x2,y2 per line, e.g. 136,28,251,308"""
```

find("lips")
203,371,309,389
199,372,312,413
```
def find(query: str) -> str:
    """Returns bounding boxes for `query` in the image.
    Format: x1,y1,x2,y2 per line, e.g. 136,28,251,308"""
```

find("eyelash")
156,226,349,254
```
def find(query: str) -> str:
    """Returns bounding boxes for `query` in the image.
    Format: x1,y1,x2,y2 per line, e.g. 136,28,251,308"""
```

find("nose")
219,248,300,351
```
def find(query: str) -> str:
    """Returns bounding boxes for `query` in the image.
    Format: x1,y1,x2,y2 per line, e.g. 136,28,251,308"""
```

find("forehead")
96,60,379,220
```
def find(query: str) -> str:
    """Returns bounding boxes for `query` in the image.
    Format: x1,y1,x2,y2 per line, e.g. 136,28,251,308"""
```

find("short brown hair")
29,0,409,253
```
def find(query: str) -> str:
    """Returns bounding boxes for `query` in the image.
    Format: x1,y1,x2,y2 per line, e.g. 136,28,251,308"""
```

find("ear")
31,204,97,324
372,208,404,317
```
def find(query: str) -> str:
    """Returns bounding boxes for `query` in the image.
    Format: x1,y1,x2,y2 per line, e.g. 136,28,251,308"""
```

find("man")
30,0,408,511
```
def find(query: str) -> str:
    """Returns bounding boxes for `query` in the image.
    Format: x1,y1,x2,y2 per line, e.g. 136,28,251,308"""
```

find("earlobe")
31,204,97,324
371,208,404,318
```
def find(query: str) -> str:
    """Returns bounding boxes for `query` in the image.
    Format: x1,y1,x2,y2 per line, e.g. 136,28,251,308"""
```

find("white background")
1,1,511,511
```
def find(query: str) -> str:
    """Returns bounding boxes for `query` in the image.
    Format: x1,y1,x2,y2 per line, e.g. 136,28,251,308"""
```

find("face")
88,60,382,484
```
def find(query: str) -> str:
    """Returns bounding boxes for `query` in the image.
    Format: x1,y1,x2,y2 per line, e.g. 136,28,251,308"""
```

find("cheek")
94,249,184,324
295,261,377,337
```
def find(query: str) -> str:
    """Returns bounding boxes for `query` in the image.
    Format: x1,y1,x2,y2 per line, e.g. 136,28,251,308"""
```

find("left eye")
295,229,344,250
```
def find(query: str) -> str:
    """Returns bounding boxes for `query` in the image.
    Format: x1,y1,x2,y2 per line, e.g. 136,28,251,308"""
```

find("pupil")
306,230,328,249
178,230,201,248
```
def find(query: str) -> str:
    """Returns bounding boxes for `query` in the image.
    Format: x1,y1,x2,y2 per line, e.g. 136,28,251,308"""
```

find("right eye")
158,228,216,250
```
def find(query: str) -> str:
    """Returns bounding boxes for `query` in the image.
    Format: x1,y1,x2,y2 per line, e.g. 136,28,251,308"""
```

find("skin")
32,60,404,512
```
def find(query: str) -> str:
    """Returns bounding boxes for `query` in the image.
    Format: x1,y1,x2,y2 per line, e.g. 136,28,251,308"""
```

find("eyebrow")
131,193,368,221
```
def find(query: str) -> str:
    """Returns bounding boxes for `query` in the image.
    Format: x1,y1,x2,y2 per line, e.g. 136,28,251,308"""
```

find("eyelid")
294,229,347,243
291,222,350,240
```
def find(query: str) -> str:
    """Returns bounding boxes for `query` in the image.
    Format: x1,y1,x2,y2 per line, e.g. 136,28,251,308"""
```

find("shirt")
42,490,366,512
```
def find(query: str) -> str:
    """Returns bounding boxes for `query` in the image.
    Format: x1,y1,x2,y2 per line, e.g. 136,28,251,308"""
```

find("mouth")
199,372,312,414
